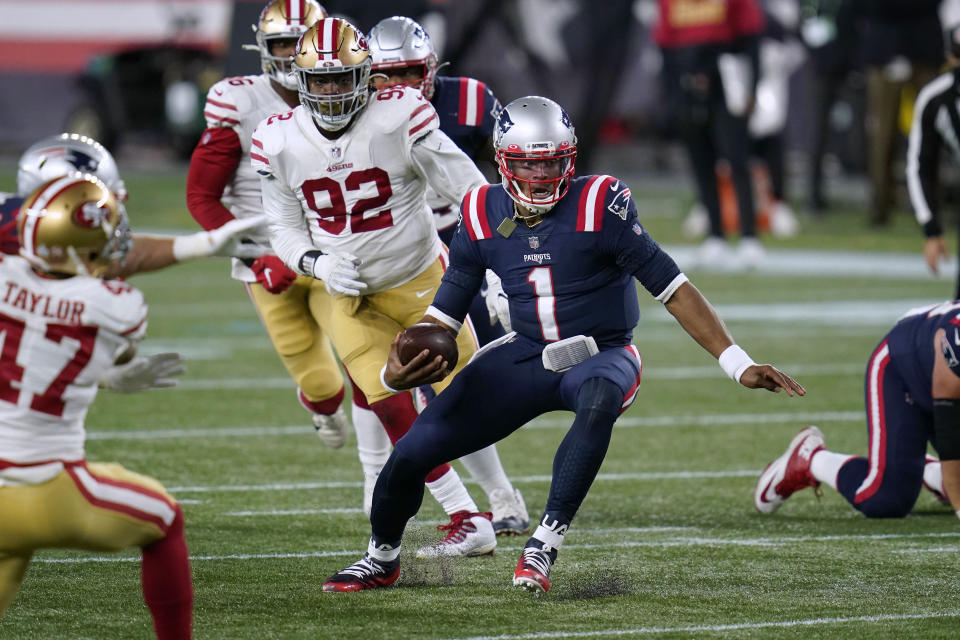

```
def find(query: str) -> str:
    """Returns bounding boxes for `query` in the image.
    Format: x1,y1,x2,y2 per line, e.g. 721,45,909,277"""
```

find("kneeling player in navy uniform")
756,301,960,519
323,96,805,594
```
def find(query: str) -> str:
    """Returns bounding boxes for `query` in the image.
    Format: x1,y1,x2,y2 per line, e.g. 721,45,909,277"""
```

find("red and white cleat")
513,546,553,593
755,426,825,514
322,554,400,592
415,511,496,558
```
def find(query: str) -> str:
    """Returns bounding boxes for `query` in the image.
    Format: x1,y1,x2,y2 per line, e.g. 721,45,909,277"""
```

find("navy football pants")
836,339,933,517
370,335,642,545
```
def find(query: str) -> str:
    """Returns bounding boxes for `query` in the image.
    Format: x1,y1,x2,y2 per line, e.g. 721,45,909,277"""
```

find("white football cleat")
312,406,350,449
922,454,950,506
697,236,734,271
415,511,496,558
737,237,766,270
489,488,530,536
755,426,825,514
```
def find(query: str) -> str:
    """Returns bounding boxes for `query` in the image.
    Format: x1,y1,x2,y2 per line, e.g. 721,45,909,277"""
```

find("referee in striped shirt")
907,25,960,297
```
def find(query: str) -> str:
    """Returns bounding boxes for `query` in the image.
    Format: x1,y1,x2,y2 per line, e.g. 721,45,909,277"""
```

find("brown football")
397,323,458,370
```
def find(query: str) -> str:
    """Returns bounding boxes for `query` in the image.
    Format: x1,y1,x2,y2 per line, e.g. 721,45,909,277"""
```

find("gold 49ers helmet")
293,17,372,131
18,174,132,278
250,0,327,90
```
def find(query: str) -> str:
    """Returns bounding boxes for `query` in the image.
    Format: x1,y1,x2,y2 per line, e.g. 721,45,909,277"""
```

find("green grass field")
2,171,960,638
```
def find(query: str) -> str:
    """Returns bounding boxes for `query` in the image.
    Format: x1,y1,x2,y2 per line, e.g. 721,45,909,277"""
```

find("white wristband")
718,344,755,383
379,364,402,394
171,232,212,262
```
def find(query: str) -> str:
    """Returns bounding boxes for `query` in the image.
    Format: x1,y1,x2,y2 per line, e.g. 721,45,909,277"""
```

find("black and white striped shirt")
907,69,960,238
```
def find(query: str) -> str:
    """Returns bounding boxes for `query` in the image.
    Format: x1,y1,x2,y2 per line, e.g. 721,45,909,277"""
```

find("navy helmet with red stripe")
494,96,577,223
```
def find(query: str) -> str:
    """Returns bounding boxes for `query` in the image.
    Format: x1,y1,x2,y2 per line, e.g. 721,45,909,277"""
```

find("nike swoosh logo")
214,89,224,96
264,268,273,288
954,328,960,346
610,180,620,191
416,288,434,298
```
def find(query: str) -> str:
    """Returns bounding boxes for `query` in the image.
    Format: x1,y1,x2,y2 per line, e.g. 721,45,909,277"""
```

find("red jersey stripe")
410,103,432,120
250,152,270,165
408,112,438,137
205,98,237,111
203,111,239,126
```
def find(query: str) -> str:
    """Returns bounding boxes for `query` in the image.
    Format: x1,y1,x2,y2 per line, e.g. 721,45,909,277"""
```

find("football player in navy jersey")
322,96,805,594
756,301,960,520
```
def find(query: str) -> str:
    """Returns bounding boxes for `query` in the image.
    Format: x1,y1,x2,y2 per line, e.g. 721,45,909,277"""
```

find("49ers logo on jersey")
74,202,109,228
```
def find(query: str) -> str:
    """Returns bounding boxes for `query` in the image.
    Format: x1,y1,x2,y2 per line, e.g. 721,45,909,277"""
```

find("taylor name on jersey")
252,85,448,292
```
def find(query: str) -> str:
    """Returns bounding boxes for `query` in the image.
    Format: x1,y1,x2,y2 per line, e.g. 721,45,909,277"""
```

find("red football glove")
251,255,297,294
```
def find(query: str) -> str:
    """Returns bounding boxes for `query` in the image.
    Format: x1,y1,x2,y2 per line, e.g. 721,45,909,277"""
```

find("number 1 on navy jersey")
527,267,559,341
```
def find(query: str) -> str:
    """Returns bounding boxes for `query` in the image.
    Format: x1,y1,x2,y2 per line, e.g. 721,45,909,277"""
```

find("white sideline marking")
86,410,864,442
224,508,363,516
33,532,960,566
167,470,760,494
438,611,960,640
153,362,864,391
896,546,960,554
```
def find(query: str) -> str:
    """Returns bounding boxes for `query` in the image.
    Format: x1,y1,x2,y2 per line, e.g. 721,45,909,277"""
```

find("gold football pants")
308,258,478,404
0,461,178,615
246,276,345,402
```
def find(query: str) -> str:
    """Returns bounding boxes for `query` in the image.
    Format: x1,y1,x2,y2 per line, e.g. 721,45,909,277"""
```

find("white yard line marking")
168,470,760,494
224,508,363,516
437,611,960,640
33,532,960,565
155,362,864,391
87,410,863,442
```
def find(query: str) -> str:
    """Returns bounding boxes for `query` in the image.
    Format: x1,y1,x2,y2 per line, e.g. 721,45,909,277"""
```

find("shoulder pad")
368,86,438,136
574,175,633,232
204,76,257,128
460,184,495,241
451,77,499,128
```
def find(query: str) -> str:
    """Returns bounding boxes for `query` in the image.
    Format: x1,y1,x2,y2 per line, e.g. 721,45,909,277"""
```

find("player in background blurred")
257,17,526,556
322,96,805,594
0,175,192,639
186,0,364,449
365,15,528,535
5,132,262,392
755,301,958,520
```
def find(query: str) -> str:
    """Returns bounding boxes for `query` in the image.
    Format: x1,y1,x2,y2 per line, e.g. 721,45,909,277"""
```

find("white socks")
426,467,478,515
809,450,855,491
458,444,514,500
352,404,390,478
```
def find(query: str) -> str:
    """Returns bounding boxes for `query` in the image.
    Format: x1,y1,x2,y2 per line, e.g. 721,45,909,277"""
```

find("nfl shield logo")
528,236,540,249
331,147,342,161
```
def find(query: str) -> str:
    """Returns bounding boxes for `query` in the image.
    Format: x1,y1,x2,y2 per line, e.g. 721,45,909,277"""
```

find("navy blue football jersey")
886,301,960,410
431,176,684,349
0,193,22,256
431,75,499,161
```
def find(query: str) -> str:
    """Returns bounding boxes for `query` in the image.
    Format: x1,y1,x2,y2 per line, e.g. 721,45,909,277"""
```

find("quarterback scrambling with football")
322,96,806,594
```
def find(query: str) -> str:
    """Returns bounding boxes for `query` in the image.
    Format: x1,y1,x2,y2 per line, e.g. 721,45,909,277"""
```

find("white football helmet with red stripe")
17,133,127,202
293,17,372,131
368,16,439,99
494,96,577,219
252,0,327,90
18,174,131,278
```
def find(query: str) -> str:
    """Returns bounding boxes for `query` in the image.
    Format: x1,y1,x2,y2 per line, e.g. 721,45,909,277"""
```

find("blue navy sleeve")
603,185,683,298
431,217,486,323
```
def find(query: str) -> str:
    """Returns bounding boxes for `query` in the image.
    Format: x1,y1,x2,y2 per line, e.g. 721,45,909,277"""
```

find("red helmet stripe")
319,18,339,61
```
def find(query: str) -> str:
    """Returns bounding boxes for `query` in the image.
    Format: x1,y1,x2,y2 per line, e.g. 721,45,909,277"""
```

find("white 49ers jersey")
0,257,147,485
253,85,486,293
203,74,290,280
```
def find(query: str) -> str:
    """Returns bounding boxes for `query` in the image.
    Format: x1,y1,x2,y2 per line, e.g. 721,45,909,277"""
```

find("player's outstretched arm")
664,281,805,396
106,217,266,279
382,316,455,391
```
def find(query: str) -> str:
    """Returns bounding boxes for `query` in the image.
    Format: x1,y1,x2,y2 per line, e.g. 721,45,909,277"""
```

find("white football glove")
172,216,267,261
484,270,511,331
100,353,186,393
312,253,367,296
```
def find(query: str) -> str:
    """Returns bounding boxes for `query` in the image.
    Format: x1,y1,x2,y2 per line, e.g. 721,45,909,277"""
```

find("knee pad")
576,378,623,415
